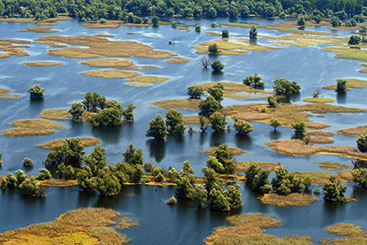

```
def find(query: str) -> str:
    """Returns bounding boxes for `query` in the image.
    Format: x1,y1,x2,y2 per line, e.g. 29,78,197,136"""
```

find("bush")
292,121,306,135
166,196,177,205
151,16,159,27
243,74,265,89
336,80,347,93
313,188,321,194
23,157,34,168
146,114,168,140
211,60,224,72
270,118,281,131
38,168,52,180
199,95,220,116
352,168,367,187
211,22,216,28
234,119,253,136
323,177,347,202
195,24,201,32
249,26,257,40
348,35,361,45
187,85,204,99
267,96,276,107
208,43,219,54
331,16,341,27
28,84,45,100
357,135,367,153
297,14,305,26
209,113,227,132
18,178,40,197
69,102,84,119
222,29,229,38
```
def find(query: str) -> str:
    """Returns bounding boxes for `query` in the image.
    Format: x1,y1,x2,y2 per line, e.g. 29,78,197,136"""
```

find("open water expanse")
1,16,367,244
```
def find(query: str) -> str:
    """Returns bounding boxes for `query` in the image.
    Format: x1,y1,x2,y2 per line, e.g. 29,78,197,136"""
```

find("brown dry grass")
3,119,65,137
36,179,78,187
0,18,35,23
38,109,70,120
337,126,367,136
319,223,367,245
165,57,191,63
152,99,202,110
116,217,139,230
291,171,353,185
182,115,211,125
81,58,134,68
235,161,282,173
306,131,334,137
82,21,123,29
82,69,141,79
0,39,31,58
202,146,247,156
314,161,351,171
37,137,101,148
23,61,64,66
0,208,135,244
307,136,334,144
36,21,60,26
126,76,169,83
204,213,312,245
38,35,178,59
19,27,58,33
0,88,20,99
260,193,319,207
322,78,367,90
266,139,367,160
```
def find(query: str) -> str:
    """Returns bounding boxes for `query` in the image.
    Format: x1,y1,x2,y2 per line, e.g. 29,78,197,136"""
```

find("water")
0,17,367,244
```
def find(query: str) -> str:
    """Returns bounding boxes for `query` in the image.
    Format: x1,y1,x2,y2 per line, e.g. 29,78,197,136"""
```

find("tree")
211,60,224,72
234,119,253,136
122,103,136,121
273,78,301,96
292,121,306,134
166,109,185,136
249,26,257,40
200,116,207,132
38,168,52,180
28,84,45,100
348,35,361,45
357,135,367,153
297,14,305,26
195,24,201,32
336,80,347,93
206,156,225,174
253,170,272,193
85,145,107,175
45,138,85,167
90,108,121,127
208,84,224,102
82,92,106,112
270,118,281,131
323,177,347,202
15,169,27,184
18,178,40,197
57,163,75,179
352,168,367,187
146,114,168,140
175,175,195,200
331,16,341,27
222,30,229,38
97,168,121,197
303,176,312,190
245,163,261,184
243,74,265,89
23,157,34,167
187,85,204,99
208,43,219,54
267,96,277,107
69,102,84,119
209,113,227,132
193,185,207,208
123,144,144,165
208,185,231,211
199,95,220,116
151,16,159,27
143,161,155,174
224,184,243,209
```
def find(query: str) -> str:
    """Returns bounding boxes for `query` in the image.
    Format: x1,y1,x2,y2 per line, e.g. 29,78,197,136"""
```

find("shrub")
292,121,306,135
336,80,347,93
267,96,277,107
187,85,204,99
357,135,367,153
166,196,177,205
209,113,227,132
234,119,253,136
313,188,321,194
222,29,229,38
28,84,45,100
348,35,361,45
23,157,34,167
211,60,224,72
208,43,219,54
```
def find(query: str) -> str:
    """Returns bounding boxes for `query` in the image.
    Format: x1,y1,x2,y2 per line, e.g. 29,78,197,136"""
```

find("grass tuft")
260,193,319,207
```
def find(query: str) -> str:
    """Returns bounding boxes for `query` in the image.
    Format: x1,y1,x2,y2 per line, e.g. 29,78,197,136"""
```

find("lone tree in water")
222,30,229,38
146,114,168,140
234,119,254,136
211,60,224,72
336,80,347,93
69,102,84,119
28,84,45,100
187,85,204,99
208,44,219,55
249,26,257,40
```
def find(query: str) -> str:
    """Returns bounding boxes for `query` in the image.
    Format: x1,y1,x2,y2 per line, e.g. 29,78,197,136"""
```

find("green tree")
331,16,342,27
146,114,169,140
243,74,265,89
90,108,122,127
270,118,281,131
323,177,347,202
183,160,195,175
199,95,220,116
15,169,27,184
352,168,367,187
208,84,224,103
206,156,225,174
123,144,144,165
28,84,45,100
222,29,229,38
6,173,18,188
45,138,85,167
151,16,159,27
303,176,313,190
38,168,52,180
273,78,301,96
208,43,219,54
97,168,121,197
69,102,84,119
166,109,185,136
209,113,227,132
348,35,361,45
267,96,277,107
175,175,195,199
208,185,231,211
211,60,224,72
143,161,155,174
82,92,106,112
166,196,177,205
187,85,204,99
252,170,271,193
336,80,347,93
122,103,136,121
357,135,367,153
297,14,305,26
234,119,254,136
200,116,207,132
245,163,261,184
195,24,201,32
249,26,257,40
224,184,243,209
85,145,107,175
292,121,306,135
193,185,208,208
23,157,34,167
18,178,40,197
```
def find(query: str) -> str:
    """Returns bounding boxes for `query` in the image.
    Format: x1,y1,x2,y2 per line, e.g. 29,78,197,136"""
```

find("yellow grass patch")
152,99,202,110
322,78,367,90
204,213,312,245
37,137,101,148
18,27,58,33
266,139,367,160
202,146,247,156
37,179,78,187
36,21,60,26
337,126,367,136
306,136,334,144
165,57,191,63
0,88,21,99
359,68,367,73
0,208,135,244
82,69,141,79
23,61,64,66
182,115,210,125
303,98,335,103
260,193,319,207
306,130,334,137
235,161,282,173
38,35,178,59
38,109,70,120
0,39,30,58
314,161,351,171
81,58,134,68
126,76,169,83
0,18,35,23
125,82,152,87
3,119,65,137
82,21,123,29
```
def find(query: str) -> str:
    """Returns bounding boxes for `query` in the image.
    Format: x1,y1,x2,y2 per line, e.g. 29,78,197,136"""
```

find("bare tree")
201,56,210,69
313,88,322,98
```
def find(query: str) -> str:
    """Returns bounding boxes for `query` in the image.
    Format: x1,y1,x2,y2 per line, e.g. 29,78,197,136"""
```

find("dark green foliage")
314,188,321,194
211,60,224,72
214,144,234,174
338,10,347,20
38,168,52,180
346,18,357,27
360,26,367,33
69,102,84,119
313,15,322,23
57,163,75,180
206,156,225,174
85,145,107,175
166,109,186,136
152,16,159,27
183,160,195,175
200,116,207,132
271,167,304,195
195,24,201,32
23,157,34,167
208,83,224,102
208,185,231,211
144,161,155,174
45,138,85,167
209,113,227,132
82,92,106,112
193,185,208,208
6,173,17,188
352,168,367,187
245,163,261,184
208,43,219,54
224,184,243,209
279,12,286,19
297,14,305,26
97,167,121,197
202,166,220,192
292,121,306,135
252,170,271,193
234,119,254,136
28,84,44,100
331,16,342,27
15,169,27,184
273,78,301,96
199,95,220,116
122,103,136,121
90,108,121,128
357,135,367,153
243,74,265,89
303,176,313,189
267,96,277,107
249,26,257,40
175,175,195,199
323,177,347,202
122,144,144,165
336,80,347,93
146,114,169,140
222,30,229,38
348,35,361,45
270,118,281,131
155,173,165,182
187,85,204,99
18,178,40,197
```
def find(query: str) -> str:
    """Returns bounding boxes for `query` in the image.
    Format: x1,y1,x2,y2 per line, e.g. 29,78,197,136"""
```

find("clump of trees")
166,109,186,137
273,78,301,96
28,84,45,100
243,74,265,90
348,35,361,45
234,118,253,136
322,177,348,202
187,85,204,99
45,138,85,167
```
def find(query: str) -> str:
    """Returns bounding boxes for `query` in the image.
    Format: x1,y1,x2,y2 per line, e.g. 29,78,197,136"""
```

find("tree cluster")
243,74,265,90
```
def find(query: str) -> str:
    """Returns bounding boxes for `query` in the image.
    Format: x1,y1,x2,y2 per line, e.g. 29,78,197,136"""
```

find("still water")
0,16,367,244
